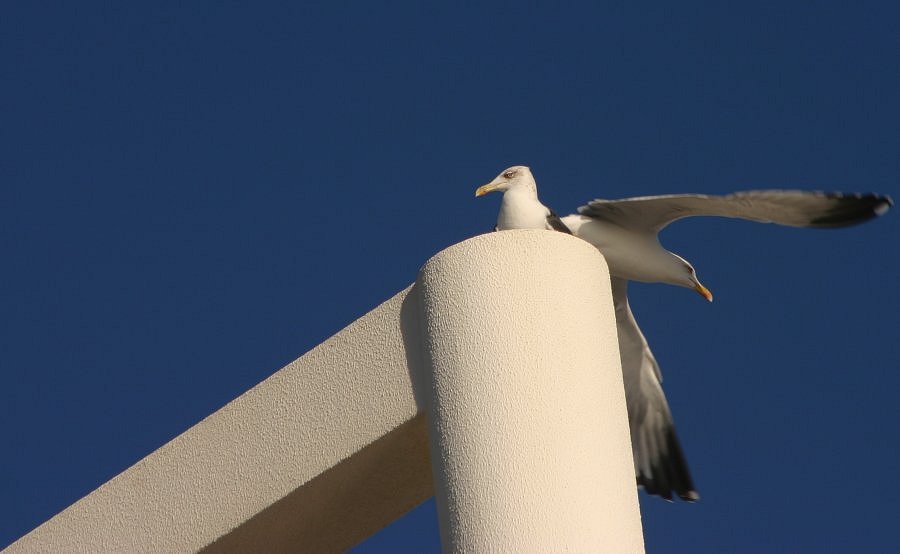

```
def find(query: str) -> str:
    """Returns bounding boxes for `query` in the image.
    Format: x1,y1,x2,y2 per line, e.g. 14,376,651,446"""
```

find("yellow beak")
475,182,500,197
694,283,714,302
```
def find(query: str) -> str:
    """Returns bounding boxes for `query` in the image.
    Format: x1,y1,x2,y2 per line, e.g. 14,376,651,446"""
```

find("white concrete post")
417,230,644,553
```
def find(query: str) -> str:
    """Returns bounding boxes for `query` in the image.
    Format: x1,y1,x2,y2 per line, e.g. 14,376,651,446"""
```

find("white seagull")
476,165,892,501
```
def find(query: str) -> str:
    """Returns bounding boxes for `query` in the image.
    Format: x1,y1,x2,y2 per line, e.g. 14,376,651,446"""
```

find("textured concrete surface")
419,230,645,553
5,285,428,553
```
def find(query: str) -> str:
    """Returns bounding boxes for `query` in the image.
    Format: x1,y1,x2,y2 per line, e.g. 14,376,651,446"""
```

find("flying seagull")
476,165,892,501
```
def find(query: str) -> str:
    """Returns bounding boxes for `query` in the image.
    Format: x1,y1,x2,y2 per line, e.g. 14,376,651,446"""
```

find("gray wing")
579,190,892,232
611,277,698,501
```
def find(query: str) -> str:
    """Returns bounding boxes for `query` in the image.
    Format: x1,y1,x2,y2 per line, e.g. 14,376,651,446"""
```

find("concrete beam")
5,283,430,553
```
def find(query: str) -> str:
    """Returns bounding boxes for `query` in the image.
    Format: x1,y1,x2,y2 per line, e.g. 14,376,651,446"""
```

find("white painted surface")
418,230,645,553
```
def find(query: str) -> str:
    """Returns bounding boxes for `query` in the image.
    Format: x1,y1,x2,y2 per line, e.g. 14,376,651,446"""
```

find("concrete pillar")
417,230,644,553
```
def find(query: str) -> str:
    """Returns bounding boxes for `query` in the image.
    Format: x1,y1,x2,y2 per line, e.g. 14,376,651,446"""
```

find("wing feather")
611,277,698,501
579,190,892,232
546,207,574,234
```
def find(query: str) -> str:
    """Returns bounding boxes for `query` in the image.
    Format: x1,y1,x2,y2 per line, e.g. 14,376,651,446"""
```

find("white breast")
497,188,551,230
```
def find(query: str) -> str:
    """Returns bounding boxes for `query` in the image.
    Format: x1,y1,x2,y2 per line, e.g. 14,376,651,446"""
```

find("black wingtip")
638,426,699,502
808,192,893,228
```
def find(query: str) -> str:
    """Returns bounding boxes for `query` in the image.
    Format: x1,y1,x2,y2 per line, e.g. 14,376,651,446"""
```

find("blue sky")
2,2,898,552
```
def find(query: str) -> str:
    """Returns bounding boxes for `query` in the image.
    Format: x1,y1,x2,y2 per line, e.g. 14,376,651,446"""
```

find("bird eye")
503,170,516,178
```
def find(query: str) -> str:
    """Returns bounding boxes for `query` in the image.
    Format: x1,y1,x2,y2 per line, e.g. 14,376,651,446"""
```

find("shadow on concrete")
201,414,433,554
400,283,430,412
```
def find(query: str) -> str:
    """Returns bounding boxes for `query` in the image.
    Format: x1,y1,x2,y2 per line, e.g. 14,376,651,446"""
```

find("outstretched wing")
579,190,892,232
611,277,698,501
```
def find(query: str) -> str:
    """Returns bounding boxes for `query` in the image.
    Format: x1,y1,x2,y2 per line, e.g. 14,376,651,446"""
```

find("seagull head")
475,166,537,197
669,253,714,302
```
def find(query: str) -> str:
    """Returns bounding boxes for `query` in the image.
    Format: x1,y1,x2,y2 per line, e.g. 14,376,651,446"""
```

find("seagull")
476,165,892,501
475,166,573,234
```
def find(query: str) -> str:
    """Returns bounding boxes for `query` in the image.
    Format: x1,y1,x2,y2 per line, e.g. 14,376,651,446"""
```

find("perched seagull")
476,165,892,502
475,166,573,234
